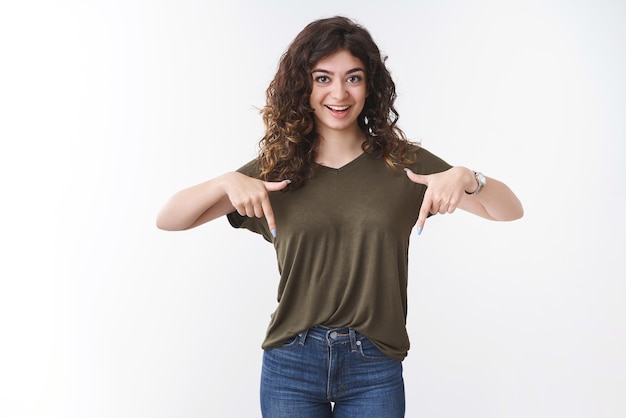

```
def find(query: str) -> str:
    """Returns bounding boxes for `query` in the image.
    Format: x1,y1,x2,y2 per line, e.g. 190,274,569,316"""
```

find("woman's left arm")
457,171,524,221
405,166,524,233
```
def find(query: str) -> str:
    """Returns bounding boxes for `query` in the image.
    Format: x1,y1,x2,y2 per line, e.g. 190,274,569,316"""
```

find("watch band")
465,171,486,195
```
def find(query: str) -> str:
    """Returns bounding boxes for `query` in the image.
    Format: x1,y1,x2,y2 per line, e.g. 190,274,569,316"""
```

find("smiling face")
309,49,368,137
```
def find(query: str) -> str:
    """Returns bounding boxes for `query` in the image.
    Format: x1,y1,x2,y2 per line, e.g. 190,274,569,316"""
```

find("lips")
325,105,350,112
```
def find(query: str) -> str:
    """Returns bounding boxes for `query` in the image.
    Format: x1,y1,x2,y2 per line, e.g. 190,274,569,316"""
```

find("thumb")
404,168,429,186
264,179,291,192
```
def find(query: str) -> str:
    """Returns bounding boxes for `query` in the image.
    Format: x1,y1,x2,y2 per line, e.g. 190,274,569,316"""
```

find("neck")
314,126,366,169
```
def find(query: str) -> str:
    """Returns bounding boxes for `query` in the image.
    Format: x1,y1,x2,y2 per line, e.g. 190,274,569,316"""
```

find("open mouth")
325,105,350,113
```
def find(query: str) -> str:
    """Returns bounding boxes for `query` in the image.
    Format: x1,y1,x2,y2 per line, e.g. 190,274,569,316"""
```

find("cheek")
353,85,367,99
357,89,368,107
309,88,321,106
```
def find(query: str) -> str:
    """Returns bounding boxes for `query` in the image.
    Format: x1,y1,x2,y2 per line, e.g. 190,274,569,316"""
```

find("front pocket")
277,334,300,350
356,337,390,361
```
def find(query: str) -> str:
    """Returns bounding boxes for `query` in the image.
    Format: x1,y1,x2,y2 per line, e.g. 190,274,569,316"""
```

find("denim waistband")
297,326,365,351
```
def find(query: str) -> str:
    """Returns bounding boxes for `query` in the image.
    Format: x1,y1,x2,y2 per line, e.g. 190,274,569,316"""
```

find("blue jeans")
260,326,405,417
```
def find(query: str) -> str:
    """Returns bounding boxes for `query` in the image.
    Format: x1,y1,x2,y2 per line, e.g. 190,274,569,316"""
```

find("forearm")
156,174,235,231
460,172,524,221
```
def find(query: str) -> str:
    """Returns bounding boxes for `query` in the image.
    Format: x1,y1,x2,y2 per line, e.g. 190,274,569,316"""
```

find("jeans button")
330,331,338,339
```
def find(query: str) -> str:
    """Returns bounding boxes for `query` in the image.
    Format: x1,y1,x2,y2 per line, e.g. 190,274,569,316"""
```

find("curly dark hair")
258,16,416,188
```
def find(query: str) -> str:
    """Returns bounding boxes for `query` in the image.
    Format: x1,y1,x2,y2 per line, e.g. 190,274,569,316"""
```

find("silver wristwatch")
466,171,487,195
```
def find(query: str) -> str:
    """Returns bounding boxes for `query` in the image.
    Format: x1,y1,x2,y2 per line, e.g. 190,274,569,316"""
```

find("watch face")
477,172,487,186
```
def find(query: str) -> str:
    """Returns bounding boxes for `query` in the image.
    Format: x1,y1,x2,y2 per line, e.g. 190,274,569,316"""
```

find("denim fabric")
260,326,405,417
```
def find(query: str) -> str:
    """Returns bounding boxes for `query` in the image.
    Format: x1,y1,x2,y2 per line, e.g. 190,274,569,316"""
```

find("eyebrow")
311,67,365,75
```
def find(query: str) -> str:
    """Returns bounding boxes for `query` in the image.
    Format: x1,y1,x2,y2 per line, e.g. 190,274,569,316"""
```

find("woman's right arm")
156,172,289,232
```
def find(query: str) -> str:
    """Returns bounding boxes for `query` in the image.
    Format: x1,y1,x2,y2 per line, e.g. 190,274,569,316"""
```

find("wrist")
217,171,238,194
465,170,487,195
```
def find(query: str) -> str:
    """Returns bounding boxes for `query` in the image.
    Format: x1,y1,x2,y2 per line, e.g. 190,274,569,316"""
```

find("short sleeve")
407,147,453,218
408,146,452,174
225,158,274,242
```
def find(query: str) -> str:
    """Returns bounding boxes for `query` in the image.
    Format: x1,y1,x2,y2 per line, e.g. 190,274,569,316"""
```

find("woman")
157,16,523,418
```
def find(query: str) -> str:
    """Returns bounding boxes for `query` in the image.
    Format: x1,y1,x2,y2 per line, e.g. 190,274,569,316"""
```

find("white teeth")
326,105,349,111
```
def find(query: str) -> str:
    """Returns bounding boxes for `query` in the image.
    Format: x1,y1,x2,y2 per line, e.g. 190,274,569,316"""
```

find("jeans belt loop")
298,328,310,346
349,328,358,352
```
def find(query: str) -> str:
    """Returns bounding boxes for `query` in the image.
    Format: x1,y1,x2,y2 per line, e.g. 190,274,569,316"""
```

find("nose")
330,81,348,100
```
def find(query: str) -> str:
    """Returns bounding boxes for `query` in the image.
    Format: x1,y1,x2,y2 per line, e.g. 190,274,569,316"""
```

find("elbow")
501,201,524,222
156,217,177,231
156,221,171,231
506,210,524,222
156,210,186,231
156,220,190,231
511,197,525,220
485,197,523,222
499,190,524,221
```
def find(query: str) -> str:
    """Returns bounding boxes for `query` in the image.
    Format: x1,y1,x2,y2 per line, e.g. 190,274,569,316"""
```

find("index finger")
416,191,432,236
262,198,278,239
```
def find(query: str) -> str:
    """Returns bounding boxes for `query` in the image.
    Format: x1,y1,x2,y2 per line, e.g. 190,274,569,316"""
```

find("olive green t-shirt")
227,147,451,360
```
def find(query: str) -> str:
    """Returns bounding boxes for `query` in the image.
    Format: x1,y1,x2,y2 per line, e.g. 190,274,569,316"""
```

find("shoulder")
406,145,452,174
235,158,262,178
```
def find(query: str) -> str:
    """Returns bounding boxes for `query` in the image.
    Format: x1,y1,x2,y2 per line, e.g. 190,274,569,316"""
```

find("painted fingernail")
417,226,423,236
271,229,277,238
283,179,291,184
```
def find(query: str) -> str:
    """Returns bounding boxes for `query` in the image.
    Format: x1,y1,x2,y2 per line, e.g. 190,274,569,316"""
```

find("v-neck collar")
314,151,368,173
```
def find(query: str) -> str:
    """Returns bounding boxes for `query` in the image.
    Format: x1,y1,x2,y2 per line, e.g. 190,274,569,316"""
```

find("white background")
1,0,625,417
